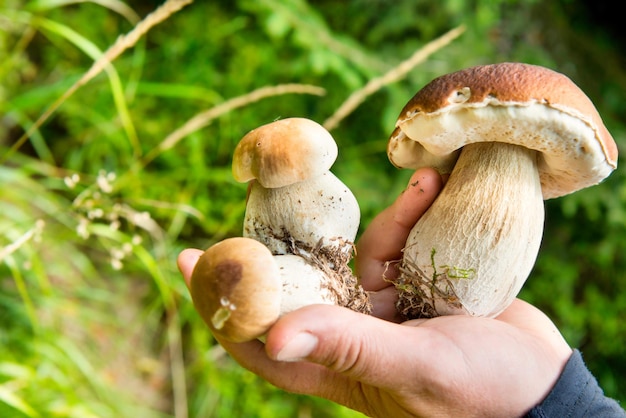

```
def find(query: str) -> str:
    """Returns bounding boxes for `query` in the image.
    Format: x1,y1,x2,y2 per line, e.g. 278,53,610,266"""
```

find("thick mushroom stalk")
242,169,369,313
191,118,370,342
388,63,618,319
244,171,359,258
397,142,544,318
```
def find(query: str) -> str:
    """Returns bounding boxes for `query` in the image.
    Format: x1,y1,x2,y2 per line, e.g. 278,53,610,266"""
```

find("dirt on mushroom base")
290,237,372,314
249,223,372,315
387,247,466,319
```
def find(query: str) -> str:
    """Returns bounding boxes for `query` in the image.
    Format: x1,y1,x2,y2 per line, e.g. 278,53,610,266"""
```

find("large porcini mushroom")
387,62,618,319
191,118,370,342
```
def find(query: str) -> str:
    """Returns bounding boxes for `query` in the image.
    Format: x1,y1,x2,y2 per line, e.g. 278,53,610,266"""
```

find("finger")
369,287,403,322
356,167,442,291
217,336,354,392
214,305,433,416
259,305,503,416
177,248,203,288
263,305,435,403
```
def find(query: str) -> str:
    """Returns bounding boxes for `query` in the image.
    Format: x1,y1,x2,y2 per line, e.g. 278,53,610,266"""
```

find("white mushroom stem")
243,171,360,256
397,141,545,318
275,254,338,313
244,170,371,314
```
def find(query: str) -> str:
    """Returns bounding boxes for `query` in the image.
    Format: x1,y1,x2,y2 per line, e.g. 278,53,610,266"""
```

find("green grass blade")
0,387,39,418
28,0,140,24
33,16,140,156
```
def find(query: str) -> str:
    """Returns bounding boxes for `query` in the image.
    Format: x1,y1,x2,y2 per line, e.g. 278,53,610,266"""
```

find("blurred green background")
1,0,624,417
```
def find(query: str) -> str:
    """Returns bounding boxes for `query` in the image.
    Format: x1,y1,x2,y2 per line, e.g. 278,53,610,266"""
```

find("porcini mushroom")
191,118,370,342
190,237,282,343
233,117,359,257
387,62,618,319
190,237,337,342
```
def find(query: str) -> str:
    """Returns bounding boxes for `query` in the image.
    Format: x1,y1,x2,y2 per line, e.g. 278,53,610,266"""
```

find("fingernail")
275,332,318,362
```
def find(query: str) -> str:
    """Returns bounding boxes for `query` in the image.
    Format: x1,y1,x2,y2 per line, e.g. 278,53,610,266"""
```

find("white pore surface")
392,103,614,198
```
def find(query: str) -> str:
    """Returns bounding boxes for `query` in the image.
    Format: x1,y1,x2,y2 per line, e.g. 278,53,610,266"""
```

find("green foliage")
1,0,624,416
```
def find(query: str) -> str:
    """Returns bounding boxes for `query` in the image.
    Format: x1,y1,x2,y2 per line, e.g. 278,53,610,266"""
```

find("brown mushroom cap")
388,62,618,199
232,118,338,188
190,237,282,343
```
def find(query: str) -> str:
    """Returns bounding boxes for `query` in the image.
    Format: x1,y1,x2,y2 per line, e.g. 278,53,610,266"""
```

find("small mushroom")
190,237,281,343
190,237,335,342
191,118,370,342
233,117,359,256
387,63,618,319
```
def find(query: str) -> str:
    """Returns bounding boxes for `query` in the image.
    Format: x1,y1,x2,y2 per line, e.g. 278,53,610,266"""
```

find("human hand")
178,167,573,418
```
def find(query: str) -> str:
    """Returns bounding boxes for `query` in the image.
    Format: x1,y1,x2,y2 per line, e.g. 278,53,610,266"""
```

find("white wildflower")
87,208,104,219
110,248,125,261
130,211,157,231
96,170,114,193
122,242,133,254
77,217,90,239
111,258,123,270
110,219,121,231
64,173,80,189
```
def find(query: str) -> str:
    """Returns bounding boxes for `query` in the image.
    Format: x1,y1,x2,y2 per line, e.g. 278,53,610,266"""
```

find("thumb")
177,248,203,288
265,304,430,390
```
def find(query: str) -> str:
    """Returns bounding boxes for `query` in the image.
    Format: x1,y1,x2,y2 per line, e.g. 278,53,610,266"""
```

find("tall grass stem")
2,0,194,163
323,25,466,131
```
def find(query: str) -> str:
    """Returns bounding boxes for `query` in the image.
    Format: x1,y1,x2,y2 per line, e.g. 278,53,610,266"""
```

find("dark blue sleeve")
526,349,625,418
